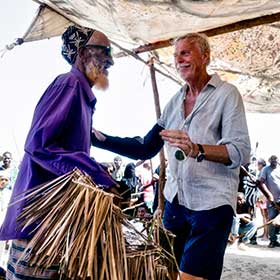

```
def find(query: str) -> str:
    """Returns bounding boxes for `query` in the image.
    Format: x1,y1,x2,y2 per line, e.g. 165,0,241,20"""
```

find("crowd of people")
96,153,280,254
101,156,164,217
229,155,280,250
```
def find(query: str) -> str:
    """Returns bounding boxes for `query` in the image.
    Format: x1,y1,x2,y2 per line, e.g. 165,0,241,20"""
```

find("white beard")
85,62,109,90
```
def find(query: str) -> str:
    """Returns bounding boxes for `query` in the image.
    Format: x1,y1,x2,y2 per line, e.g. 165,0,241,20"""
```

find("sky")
1,0,280,167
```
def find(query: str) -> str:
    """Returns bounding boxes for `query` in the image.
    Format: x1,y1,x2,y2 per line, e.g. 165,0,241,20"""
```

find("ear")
78,47,87,62
203,52,210,65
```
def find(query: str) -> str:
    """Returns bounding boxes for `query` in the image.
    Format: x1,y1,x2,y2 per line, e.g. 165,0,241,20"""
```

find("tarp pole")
149,58,166,213
117,12,280,56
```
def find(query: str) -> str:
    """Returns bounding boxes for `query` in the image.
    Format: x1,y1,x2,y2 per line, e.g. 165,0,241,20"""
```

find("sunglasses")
84,44,112,56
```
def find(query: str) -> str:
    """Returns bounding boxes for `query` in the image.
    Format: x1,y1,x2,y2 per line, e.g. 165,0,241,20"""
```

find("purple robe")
0,66,115,240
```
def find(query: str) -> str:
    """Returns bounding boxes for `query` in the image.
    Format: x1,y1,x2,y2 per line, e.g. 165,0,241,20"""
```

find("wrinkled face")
80,33,114,90
174,38,209,82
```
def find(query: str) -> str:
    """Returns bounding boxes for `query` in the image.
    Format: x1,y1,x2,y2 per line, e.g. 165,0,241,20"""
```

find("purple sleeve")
24,81,115,188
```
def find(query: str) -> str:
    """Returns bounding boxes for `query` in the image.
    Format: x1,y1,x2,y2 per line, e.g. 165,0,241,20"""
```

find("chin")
94,74,109,90
85,64,109,90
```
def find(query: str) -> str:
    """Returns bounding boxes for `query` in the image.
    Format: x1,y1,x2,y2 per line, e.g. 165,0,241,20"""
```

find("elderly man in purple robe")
0,25,117,279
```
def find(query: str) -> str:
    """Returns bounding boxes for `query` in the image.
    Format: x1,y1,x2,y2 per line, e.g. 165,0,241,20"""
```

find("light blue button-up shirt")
158,74,251,211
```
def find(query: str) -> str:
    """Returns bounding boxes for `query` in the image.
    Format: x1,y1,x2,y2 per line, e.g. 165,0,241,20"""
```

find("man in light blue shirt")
92,33,250,280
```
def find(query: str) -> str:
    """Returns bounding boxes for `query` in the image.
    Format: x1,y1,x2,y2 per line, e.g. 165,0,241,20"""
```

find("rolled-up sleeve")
217,86,251,169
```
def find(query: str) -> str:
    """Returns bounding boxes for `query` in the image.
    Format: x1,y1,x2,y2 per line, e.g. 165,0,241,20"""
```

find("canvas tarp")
24,0,280,45
18,0,280,112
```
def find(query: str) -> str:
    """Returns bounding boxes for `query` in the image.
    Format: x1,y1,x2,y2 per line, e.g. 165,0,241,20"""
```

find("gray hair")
173,33,210,64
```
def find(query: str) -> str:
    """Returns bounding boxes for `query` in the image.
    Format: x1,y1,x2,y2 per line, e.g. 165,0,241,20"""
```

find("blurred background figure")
0,171,11,223
255,158,268,240
136,161,154,213
259,155,280,248
0,170,12,270
0,152,18,190
111,156,125,181
121,163,142,196
243,156,258,216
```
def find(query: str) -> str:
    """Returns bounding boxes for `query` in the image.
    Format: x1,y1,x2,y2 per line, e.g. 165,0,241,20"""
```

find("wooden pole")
149,57,166,213
112,41,182,85
117,12,280,56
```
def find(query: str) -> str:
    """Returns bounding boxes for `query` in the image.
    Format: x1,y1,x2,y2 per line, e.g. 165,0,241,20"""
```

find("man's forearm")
191,144,231,164
257,181,274,202
92,124,164,160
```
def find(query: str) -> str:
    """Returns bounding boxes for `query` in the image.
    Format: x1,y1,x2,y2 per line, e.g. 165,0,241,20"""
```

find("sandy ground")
222,240,280,280
1,239,280,279
1,208,279,279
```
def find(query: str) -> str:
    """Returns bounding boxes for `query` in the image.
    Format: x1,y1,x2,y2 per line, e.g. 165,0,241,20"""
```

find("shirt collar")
207,73,223,88
181,73,223,99
70,66,97,107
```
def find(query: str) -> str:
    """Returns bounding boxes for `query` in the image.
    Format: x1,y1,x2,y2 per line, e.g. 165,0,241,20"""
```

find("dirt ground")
222,241,280,280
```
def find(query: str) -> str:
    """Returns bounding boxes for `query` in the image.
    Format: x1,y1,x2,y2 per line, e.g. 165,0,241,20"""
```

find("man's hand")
92,128,107,142
160,129,194,157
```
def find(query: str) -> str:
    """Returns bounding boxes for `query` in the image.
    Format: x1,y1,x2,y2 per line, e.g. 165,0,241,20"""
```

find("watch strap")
197,144,204,154
196,144,205,162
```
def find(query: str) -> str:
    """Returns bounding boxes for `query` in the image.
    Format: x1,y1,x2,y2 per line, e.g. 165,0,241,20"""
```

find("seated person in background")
136,205,152,221
229,192,258,250
137,206,147,220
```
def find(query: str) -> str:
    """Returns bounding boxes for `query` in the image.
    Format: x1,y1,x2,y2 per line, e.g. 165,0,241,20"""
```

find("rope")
0,38,24,58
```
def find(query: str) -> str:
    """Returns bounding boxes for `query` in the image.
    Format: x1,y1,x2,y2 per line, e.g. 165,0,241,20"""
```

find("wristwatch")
196,144,205,162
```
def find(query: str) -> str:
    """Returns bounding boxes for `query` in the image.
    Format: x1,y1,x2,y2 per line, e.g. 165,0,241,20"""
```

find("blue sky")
1,0,280,165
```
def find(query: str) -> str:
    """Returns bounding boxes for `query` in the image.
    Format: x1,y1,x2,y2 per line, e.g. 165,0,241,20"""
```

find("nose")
175,53,184,65
107,55,114,67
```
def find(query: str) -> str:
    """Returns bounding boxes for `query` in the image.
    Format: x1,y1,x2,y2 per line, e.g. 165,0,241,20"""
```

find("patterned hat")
61,25,95,65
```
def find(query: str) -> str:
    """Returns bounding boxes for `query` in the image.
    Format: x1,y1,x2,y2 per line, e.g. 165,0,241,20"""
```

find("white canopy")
18,0,280,112
24,0,280,45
